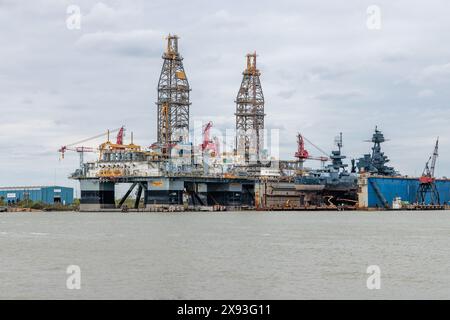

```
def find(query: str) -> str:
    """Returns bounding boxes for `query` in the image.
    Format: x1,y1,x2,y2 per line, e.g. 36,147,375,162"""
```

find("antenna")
334,132,343,151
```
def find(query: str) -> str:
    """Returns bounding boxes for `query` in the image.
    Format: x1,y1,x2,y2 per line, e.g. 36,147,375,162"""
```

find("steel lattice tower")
235,52,265,163
156,34,191,156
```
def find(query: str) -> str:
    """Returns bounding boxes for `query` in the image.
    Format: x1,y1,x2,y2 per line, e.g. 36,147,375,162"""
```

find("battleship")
293,127,404,207
294,133,358,206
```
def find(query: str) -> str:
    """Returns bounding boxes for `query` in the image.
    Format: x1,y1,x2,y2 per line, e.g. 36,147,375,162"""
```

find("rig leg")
118,182,137,208
135,184,143,209
141,183,147,207
79,180,115,211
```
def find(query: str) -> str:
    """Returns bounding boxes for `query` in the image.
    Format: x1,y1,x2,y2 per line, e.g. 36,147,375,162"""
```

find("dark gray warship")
356,126,397,176
295,133,358,205
294,127,398,206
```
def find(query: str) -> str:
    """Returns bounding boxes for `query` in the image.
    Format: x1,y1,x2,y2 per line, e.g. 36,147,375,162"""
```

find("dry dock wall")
358,175,450,209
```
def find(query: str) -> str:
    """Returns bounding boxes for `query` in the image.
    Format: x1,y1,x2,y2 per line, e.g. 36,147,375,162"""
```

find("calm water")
0,211,449,299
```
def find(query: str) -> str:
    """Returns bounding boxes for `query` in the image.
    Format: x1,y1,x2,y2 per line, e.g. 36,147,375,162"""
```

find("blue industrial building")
361,176,450,208
0,186,74,205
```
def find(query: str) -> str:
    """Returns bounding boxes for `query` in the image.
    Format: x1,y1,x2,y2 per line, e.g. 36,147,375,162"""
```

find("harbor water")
0,211,449,299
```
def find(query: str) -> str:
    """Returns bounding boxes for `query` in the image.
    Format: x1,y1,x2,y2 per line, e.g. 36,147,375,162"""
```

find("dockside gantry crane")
416,138,440,205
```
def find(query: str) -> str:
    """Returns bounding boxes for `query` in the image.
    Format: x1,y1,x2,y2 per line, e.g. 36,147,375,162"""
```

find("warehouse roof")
0,186,72,190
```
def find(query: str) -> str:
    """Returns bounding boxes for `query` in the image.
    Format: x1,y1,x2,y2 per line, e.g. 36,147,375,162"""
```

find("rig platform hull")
78,176,256,212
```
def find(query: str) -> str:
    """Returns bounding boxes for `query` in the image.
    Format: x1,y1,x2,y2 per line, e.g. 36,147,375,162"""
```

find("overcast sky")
1,0,450,194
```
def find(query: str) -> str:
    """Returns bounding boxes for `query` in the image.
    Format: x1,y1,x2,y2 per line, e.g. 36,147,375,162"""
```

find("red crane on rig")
295,133,329,170
58,126,124,168
200,121,218,156
416,137,440,205
116,126,125,145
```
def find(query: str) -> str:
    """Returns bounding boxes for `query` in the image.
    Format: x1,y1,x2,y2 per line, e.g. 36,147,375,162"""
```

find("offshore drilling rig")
64,34,450,211
69,35,270,211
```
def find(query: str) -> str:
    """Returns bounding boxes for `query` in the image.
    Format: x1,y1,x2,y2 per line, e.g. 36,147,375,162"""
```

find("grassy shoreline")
0,199,79,212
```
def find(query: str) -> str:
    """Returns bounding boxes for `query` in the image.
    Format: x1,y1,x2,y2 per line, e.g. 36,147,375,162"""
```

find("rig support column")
79,180,115,211
145,178,184,208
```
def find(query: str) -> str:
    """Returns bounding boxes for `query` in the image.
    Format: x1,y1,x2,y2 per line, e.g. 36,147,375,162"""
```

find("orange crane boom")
58,127,123,159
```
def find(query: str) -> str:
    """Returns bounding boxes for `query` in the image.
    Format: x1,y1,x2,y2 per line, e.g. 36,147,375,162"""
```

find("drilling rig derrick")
235,52,265,164
156,34,191,158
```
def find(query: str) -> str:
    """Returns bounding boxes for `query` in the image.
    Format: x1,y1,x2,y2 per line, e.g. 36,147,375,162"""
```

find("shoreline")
1,207,449,213
0,207,76,213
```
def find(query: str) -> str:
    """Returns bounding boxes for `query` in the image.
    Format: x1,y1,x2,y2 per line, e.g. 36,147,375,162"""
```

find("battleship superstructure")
357,126,397,176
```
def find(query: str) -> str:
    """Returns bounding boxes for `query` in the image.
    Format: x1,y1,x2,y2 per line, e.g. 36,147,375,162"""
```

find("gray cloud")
409,62,450,85
277,90,296,99
75,29,162,56
313,91,362,101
